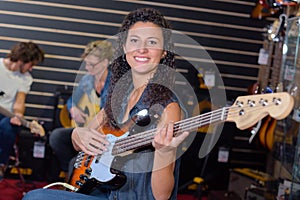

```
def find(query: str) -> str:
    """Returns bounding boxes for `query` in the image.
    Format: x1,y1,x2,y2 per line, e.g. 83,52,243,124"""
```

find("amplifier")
5,129,48,181
228,168,276,199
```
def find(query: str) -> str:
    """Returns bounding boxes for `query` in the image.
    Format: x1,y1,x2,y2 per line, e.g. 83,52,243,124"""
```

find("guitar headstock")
226,92,294,130
29,120,45,137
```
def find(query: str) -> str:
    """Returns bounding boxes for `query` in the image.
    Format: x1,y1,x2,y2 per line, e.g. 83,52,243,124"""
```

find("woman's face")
123,22,166,75
84,54,107,76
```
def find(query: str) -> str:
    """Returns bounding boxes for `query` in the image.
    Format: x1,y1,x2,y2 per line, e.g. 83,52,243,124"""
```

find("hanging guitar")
251,0,297,19
251,0,280,19
0,105,45,136
260,14,286,151
68,92,294,194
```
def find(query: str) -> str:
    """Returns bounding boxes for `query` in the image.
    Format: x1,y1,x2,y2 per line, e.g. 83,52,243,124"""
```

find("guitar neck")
0,105,30,128
111,92,294,156
112,107,229,156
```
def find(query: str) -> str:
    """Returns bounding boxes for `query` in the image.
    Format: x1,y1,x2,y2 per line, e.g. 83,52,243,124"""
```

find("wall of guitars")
254,3,300,199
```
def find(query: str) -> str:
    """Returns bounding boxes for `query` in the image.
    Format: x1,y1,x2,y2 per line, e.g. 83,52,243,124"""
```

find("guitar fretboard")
0,105,30,128
111,107,230,156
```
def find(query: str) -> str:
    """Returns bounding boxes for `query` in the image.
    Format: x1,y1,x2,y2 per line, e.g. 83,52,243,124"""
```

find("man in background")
0,41,44,179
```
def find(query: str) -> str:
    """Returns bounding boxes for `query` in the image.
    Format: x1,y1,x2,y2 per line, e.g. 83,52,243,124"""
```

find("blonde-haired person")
49,40,113,181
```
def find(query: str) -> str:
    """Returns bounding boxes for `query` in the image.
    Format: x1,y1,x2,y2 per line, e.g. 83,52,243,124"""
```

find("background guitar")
59,93,100,128
0,105,45,137
250,14,286,151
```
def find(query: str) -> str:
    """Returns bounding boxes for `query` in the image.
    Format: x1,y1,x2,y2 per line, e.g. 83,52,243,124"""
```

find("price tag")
33,141,45,158
258,48,269,65
204,71,215,87
293,108,300,122
284,65,295,81
218,147,229,163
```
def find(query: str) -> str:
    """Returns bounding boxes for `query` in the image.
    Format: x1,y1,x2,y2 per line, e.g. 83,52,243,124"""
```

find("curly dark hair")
7,42,44,63
104,7,176,127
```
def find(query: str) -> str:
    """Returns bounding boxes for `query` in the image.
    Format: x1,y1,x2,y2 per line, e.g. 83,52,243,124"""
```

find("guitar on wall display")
250,13,286,151
0,105,45,137
68,92,294,194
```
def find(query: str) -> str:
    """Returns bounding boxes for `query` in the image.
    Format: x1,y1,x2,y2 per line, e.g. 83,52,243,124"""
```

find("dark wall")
0,0,271,132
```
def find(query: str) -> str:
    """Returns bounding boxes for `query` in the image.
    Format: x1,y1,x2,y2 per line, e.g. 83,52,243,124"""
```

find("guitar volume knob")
80,174,89,181
85,168,92,175
75,180,83,187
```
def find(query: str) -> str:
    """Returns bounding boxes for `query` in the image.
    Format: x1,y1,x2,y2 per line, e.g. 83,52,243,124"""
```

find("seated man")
0,41,45,179
49,40,112,180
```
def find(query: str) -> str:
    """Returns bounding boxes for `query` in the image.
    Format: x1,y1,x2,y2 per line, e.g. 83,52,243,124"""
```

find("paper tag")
284,65,295,81
204,71,215,87
33,141,45,158
258,48,269,65
218,147,229,163
293,108,300,122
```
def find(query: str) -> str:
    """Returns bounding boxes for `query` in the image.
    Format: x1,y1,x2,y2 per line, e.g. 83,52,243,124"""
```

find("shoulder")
80,74,93,81
22,72,33,83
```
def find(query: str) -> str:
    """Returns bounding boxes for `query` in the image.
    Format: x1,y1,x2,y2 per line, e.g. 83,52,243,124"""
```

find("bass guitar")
69,92,294,194
0,105,45,136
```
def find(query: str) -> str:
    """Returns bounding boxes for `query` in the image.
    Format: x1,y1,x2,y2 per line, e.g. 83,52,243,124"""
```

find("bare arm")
10,92,26,125
151,102,189,200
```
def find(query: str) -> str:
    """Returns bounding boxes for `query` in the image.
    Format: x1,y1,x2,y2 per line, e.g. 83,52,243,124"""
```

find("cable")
43,182,78,192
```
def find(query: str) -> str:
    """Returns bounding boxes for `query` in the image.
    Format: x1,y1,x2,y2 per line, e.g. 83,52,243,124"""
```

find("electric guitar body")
69,123,130,194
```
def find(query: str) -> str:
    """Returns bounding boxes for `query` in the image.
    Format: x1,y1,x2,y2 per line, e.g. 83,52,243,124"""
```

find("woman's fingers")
153,122,189,152
73,127,109,155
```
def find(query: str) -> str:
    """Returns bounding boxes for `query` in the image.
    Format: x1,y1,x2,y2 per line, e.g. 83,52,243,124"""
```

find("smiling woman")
23,7,190,200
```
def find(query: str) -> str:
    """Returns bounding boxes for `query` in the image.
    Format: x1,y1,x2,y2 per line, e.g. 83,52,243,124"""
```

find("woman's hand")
70,106,87,124
152,122,189,154
71,127,109,155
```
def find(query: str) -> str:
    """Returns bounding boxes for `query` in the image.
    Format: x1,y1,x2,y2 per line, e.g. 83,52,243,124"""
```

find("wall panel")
0,0,271,131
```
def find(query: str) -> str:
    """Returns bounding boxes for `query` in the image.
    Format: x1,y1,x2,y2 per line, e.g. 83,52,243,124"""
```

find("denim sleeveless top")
105,84,181,200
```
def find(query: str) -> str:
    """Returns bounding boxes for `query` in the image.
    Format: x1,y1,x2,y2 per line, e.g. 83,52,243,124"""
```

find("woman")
23,7,189,200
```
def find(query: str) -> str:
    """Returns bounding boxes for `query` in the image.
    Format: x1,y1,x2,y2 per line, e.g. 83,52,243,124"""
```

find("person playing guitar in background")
0,42,44,180
23,8,190,200
49,40,113,181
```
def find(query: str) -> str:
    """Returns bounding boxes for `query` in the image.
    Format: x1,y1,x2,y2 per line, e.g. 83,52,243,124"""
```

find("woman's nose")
137,42,148,53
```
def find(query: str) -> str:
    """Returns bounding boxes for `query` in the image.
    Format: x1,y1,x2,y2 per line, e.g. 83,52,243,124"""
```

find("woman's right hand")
71,127,109,156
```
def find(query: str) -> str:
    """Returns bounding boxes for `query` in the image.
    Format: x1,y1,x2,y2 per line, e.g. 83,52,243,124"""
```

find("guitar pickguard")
71,132,129,194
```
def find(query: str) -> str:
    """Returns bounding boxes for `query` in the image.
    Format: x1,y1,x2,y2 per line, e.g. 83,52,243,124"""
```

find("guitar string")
112,102,275,155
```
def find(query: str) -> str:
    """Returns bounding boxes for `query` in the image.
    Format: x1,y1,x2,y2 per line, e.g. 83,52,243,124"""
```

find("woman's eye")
130,38,138,43
148,40,157,46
